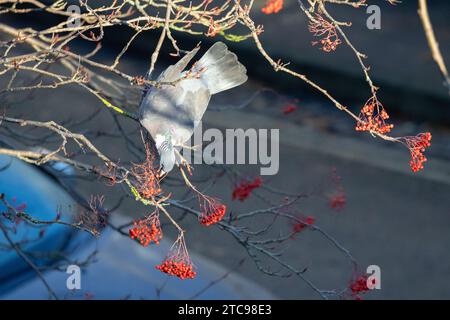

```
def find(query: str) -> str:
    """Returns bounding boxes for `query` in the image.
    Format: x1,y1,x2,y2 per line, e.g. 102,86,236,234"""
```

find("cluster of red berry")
355,96,394,134
401,132,432,172
282,104,297,115
129,216,162,246
232,177,262,201
156,259,196,280
292,216,315,236
199,203,227,226
155,234,196,279
329,193,346,211
198,195,227,226
262,0,284,14
349,275,370,300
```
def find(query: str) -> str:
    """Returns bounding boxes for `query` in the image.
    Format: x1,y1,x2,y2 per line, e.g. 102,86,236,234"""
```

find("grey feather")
139,80,211,145
194,42,248,94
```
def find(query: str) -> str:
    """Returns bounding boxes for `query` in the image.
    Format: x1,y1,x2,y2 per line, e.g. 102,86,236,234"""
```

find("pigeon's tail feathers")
196,42,247,95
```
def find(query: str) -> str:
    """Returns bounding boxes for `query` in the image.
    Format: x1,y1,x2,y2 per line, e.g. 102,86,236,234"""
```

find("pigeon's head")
159,149,175,176
155,134,175,176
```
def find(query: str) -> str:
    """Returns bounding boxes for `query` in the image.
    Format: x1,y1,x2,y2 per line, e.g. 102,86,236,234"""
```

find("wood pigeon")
139,42,248,174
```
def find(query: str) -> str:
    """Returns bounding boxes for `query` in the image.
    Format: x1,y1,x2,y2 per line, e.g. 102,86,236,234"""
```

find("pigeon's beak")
158,169,167,179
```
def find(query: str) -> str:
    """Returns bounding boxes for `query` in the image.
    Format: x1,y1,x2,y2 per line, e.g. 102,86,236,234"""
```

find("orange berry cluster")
129,219,162,246
131,144,162,199
135,168,161,199
262,0,283,14
355,98,394,134
156,259,196,280
199,203,226,226
403,132,432,172
309,14,341,52
318,38,342,52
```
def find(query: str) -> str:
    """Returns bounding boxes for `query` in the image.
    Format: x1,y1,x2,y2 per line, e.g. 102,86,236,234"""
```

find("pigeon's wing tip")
159,45,201,82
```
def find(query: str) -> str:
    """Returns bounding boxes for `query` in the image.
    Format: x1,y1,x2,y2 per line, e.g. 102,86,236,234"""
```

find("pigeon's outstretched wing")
139,42,247,146
139,46,200,103
139,45,210,145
